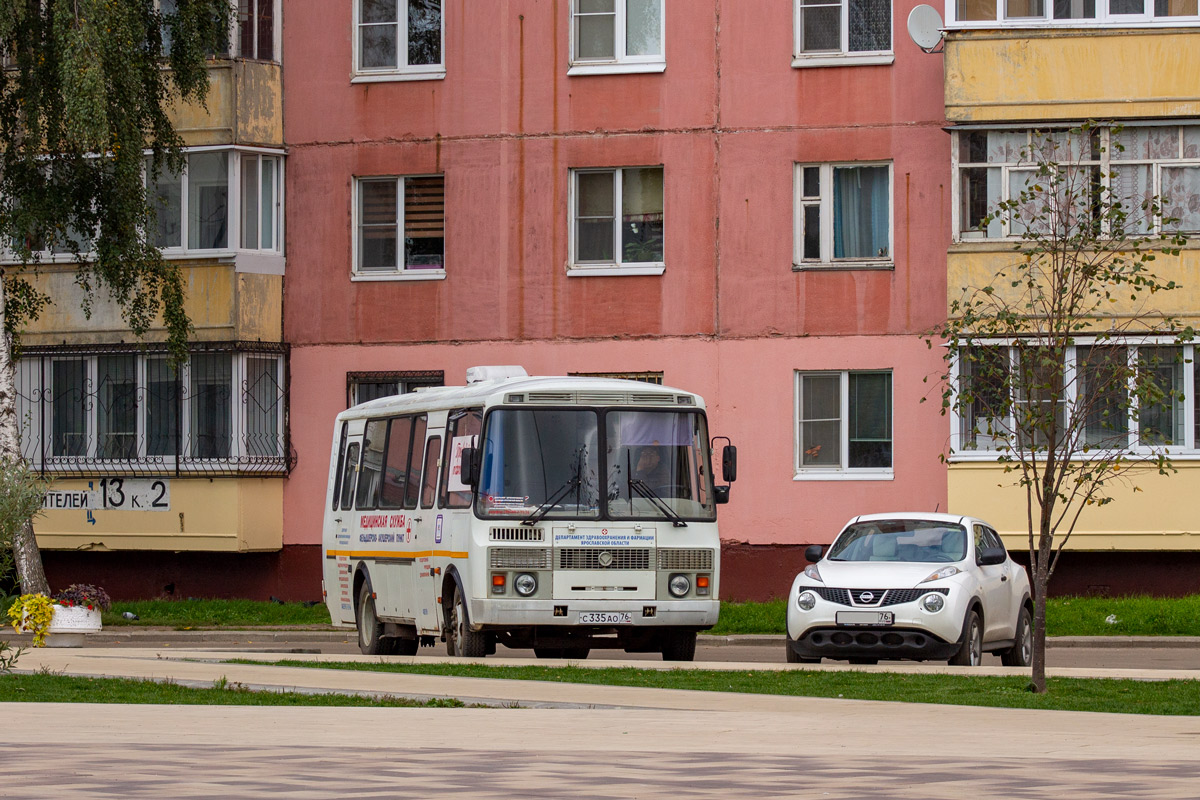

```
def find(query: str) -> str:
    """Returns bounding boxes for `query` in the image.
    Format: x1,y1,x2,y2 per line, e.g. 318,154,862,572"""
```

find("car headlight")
514,573,537,597
797,590,817,611
803,564,823,582
920,566,961,583
668,574,691,597
919,592,945,613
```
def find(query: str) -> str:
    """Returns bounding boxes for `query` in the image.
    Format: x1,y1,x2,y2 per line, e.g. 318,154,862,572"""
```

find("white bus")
321,366,737,661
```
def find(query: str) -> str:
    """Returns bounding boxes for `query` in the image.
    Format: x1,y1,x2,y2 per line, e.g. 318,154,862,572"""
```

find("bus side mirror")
713,485,730,504
722,445,737,483
461,447,480,488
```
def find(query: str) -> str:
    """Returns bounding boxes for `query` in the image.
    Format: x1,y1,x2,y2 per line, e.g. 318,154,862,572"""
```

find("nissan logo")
858,591,875,603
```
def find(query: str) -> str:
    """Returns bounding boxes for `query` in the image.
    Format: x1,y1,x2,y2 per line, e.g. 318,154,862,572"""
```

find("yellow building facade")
5,4,291,592
941,0,1200,566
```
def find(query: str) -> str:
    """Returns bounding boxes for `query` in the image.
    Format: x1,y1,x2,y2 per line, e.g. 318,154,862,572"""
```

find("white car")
786,512,1032,666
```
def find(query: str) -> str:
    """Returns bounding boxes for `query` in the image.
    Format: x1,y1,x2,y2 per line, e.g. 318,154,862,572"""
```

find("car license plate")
578,611,632,625
836,610,894,627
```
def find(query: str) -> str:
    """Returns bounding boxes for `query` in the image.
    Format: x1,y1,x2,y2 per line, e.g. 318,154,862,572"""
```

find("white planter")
45,605,103,648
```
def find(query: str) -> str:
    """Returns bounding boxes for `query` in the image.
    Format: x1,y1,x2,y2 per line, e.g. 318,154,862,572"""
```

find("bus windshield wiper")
629,479,687,528
522,475,581,526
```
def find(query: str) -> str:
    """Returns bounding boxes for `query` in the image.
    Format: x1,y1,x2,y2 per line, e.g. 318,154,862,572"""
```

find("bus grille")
657,548,714,571
490,527,544,542
557,548,652,570
489,547,552,569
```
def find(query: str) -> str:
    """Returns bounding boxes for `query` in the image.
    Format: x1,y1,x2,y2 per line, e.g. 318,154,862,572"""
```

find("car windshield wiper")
522,475,582,526
629,478,687,528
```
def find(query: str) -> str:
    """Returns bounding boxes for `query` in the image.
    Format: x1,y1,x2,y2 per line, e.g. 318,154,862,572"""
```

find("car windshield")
827,520,968,563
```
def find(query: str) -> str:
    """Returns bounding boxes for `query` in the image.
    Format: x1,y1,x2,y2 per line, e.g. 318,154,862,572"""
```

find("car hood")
812,560,961,588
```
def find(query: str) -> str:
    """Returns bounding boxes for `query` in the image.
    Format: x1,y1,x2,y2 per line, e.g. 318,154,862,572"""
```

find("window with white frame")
795,162,892,267
19,348,287,472
355,175,445,278
955,343,1196,455
951,0,1199,26
144,148,283,255
955,125,1200,240
570,167,664,273
355,0,444,80
794,0,892,65
796,370,893,475
570,0,664,74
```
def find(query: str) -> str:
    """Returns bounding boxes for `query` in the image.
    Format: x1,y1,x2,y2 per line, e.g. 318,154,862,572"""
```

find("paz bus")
321,366,737,661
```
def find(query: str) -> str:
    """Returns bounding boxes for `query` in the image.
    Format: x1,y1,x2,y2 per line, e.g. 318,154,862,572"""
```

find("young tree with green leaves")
930,122,1191,693
0,0,230,594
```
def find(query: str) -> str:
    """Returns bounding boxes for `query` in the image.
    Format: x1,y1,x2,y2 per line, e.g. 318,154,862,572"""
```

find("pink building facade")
281,0,951,601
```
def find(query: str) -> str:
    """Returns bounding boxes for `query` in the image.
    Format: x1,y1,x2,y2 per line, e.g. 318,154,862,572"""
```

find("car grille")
557,548,651,570
814,587,949,607
489,547,552,569
657,548,714,571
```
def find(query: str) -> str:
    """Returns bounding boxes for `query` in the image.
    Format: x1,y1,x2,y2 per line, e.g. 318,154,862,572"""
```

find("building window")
570,0,665,75
354,176,445,279
354,0,444,81
795,370,893,476
18,347,287,474
954,343,1195,456
569,167,664,275
794,0,893,66
237,0,275,60
142,148,284,256
954,125,1200,241
951,0,1199,25
347,370,445,407
794,162,892,268
569,371,664,385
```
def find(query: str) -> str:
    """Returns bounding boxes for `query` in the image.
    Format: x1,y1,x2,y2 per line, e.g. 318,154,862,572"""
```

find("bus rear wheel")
447,586,488,658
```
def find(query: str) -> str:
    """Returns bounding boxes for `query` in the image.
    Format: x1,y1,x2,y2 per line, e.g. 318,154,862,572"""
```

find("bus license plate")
578,612,633,625
836,611,894,627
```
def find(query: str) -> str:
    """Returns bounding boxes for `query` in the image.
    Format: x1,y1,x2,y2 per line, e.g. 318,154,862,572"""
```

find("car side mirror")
460,447,480,488
805,544,823,563
722,445,737,483
978,546,1006,566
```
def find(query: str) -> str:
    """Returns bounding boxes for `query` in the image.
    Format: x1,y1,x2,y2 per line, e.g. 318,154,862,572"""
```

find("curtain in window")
621,167,664,263
1139,347,1184,445
576,0,616,59
626,0,662,56
187,152,228,250
577,171,615,261
1111,164,1153,234
147,359,180,457
189,354,231,459
98,355,138,459
833,166,888,259
359,179,398,270
848,0,890,52
1156,0,1198,16
52,360,87,457
800,0,840,52
146,158,182,249
361,0,399,69
1078,346,1130,448
957,0,998,20
404,176,445,269
241,155,259,249
1162,166,1200,232
246,357,280,457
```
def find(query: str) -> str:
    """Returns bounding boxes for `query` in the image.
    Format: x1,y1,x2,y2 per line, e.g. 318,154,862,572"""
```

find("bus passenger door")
328,426,363,626
410,431,443,635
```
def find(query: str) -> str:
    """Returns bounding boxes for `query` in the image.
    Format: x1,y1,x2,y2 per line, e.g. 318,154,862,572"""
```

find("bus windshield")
476,407,714,521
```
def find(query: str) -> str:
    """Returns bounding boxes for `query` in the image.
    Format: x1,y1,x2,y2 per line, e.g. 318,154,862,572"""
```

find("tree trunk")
1030,568,1048,693
0,276,50,596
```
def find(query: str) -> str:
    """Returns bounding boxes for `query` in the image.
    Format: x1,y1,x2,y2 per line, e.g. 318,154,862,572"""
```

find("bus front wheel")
447,586,488,658
661,630,697,662
357,584,391,655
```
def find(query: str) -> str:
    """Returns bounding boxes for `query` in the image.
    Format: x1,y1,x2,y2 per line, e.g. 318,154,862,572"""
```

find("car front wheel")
949,609,983,667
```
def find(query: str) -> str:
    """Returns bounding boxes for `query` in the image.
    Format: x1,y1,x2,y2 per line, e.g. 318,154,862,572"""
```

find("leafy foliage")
7,592,55,646
0,0,231,359
53,583,112,611
926,121,1191,692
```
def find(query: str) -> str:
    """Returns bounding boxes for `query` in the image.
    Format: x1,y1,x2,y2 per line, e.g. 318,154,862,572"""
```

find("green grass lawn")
258,660,1200,716
0,672,466,707
32,594,1198,636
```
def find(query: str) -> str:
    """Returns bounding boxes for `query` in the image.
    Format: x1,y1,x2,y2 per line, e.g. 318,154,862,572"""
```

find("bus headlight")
514,573,538,597
668,574,691,597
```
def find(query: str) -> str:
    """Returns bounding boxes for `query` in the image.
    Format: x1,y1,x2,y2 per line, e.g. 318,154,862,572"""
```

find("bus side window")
331,422,348,510
379,416,414,510
404,415,427,509
420,435,441,509
440,409,482,509
339,442,360,510
356,419,388,510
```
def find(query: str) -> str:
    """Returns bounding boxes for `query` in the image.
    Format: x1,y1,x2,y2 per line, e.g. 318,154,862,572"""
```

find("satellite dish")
907,4,945,53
